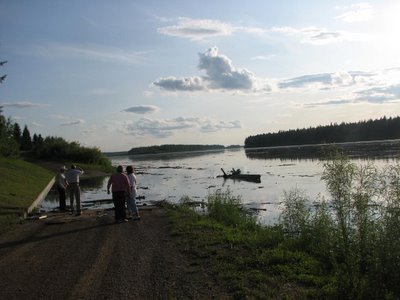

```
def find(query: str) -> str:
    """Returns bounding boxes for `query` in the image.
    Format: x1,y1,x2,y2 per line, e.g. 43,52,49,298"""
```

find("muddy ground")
0,207,228,299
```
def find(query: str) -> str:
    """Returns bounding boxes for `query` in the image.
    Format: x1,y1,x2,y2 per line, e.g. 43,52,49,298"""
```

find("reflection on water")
41,142,400,225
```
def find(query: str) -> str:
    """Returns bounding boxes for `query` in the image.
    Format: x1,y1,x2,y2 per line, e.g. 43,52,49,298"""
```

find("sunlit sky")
1,1,400,151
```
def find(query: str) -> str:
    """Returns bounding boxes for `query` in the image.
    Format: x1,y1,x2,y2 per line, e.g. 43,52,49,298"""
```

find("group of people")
55,164,84,215
107,165,141,223
56,163,141,223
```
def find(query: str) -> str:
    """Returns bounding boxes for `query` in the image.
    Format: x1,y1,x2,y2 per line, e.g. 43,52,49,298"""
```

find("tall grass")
167,155,400,298
280,154,400,299
207,189,257,230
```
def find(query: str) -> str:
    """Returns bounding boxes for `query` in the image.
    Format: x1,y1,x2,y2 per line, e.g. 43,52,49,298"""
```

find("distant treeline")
245,116,400,148
128,144,225,155
0,107,111,167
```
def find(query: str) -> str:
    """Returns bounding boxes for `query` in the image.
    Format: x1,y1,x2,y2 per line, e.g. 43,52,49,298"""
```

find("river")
41,141,400,224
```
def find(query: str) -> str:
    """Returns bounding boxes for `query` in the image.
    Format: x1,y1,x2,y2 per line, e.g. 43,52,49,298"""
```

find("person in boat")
126,165,140,220
107,165,131,223
55,166,68,211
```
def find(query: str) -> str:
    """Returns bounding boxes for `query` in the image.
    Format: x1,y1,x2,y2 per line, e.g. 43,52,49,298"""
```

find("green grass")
166,155,400,299
165,195,330,299
0,156,53,234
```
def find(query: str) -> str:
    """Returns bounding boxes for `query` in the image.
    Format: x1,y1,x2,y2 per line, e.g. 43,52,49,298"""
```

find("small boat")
217,168,261,183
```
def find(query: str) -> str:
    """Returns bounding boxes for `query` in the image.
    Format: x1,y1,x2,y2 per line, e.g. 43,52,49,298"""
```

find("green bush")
207,189,257,230
280,155,400,299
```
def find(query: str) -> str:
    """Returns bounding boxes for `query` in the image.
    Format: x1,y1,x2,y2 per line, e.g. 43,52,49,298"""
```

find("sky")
1,0,400,152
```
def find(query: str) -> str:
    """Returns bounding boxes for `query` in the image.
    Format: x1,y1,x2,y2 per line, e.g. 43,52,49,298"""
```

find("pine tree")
13,123,22,146
21,125,32,151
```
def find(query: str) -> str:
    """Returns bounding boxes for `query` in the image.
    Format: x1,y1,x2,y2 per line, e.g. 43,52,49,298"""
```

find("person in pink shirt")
107,165,131,223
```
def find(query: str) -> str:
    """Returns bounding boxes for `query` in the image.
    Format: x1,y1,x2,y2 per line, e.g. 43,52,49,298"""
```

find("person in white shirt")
55,166,68,211
126,165,140,220
65,164,84,215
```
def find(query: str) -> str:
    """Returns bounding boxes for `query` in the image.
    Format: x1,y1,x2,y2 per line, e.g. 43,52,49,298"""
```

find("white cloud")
331,71,354,86
279,73,333,89
335,3,374,23
304,82,400,108
153,47,269,93
200,120,241,132
60,119,85,126
49,114,69,120
30,121,44,128
0,101,48,108
271,26,367,45
121,116,241,138
198,47,257,90
123,105,160,114
354,84,400,103
251,54,276,61
157,17,368,46
153,76,205,91
278,70,377,90
157,17,235,40
30,43,148,64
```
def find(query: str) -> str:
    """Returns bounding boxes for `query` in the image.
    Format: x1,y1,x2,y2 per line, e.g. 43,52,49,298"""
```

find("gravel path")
0,208,226,299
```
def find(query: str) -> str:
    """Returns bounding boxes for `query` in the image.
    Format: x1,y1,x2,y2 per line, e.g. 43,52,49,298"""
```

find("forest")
244,116,400,148
0,106,110,166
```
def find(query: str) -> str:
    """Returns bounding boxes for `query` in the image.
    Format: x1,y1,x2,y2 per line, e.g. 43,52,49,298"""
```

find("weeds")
280,155,400,299
167,155,400,299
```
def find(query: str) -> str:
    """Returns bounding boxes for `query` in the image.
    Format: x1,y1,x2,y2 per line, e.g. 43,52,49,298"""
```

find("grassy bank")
166,155,400,299
166,192,326,299
0,156,53,234
0,156,115,235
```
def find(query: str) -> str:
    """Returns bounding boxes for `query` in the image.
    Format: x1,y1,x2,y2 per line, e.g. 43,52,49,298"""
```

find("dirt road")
0,208,225,299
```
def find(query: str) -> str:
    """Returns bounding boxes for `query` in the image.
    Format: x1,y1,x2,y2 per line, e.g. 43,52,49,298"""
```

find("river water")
41,141,400,224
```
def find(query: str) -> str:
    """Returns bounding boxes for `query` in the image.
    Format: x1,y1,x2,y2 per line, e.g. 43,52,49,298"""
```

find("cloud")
153,76,205,91
251,54,276,61
123,105,160,114
49,114,69,120
30,43,148,64
30,122,44,128
279,73,333,89
60,119,85,126
271,26,366,45
354,84,400,103
157,17,236,40
304,99,353,108
122,116,241,138
199,120,242,132
278,70,377,90
0,101,48,108
157,16,368,46
153,47,266,92
304,83,400,107
335,3,374,23
198,47,257,90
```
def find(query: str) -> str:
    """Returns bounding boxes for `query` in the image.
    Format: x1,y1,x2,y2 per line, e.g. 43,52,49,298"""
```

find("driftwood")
217,168,261,183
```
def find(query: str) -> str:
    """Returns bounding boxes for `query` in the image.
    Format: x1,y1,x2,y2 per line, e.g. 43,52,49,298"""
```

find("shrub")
280,155,400,298
207,190,257,230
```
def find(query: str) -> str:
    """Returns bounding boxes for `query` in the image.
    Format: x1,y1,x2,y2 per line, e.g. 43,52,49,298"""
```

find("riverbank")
0,157,113,235
0,157,53,234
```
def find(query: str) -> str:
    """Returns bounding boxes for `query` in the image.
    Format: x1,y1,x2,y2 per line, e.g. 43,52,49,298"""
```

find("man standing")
55,166,68,211
66,164,84,215
107,165,131,223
